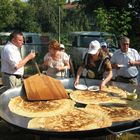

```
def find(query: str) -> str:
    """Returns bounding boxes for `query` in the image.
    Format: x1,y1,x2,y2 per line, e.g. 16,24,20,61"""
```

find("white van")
67,31,118,71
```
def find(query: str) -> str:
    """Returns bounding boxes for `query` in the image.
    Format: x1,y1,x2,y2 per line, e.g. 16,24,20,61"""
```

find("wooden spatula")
23,60,68,100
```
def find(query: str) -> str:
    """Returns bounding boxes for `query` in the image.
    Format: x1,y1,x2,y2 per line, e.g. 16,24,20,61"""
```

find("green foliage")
79,0,104,14
62,8,91,33
12,0,41,32
94,8,132,39
0,0,137,46
0,0,16,31
28,0,59,33
108,9,132,38
0,0,41,32
94,8,110,32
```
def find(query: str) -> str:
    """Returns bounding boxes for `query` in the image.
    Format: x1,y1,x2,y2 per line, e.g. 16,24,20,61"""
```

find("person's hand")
100,81,106,91
55,65,63,71
128,60,135,66
74,78,79,86
47,57,53,62
28,52,36,60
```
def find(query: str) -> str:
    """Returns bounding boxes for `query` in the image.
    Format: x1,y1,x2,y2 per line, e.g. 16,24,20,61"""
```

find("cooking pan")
0,78,140,138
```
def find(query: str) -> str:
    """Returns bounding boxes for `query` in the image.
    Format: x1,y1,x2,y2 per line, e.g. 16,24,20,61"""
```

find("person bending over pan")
74,40,112,90
43,39,70,78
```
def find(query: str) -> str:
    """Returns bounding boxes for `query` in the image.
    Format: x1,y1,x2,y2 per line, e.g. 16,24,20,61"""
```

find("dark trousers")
115,76,138,85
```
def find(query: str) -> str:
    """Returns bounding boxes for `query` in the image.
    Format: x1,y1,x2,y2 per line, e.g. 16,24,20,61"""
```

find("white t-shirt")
44,51,69,77
1,41,24,75
111,48,140,78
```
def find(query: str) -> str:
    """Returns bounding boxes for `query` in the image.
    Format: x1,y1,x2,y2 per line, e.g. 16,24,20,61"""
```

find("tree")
78,0,104,14
62,8,91,32
12,0,41,32
0,0,16,31
111,9,131,37
103,0,128,10
28,0,60,33
94,8,110,32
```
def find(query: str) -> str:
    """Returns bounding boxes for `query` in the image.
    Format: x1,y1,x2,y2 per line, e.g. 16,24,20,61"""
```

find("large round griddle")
0,78,140,138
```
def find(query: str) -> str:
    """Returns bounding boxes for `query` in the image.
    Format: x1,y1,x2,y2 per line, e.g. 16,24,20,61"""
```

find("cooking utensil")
23,59,68,100
1,78,140,138
84,77,88,86
82,68,88,86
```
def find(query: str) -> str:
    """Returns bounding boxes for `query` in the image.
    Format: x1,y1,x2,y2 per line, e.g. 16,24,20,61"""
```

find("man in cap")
101,42,112,59
74,40,112,90
59,43,75,77
60,44,65,52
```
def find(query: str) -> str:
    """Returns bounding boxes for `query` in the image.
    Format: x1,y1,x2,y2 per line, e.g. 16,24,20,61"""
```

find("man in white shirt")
111,36,140,85
1,30,36,89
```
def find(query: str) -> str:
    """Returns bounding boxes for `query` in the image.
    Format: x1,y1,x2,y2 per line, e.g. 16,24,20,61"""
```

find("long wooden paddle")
23,60,68,100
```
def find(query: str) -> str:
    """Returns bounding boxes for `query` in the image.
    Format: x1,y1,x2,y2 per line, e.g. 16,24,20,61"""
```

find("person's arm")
55,52,70,71
129,49,140,66
64,61,70,70
44,57,53,67
55,60,70,71
43,53,53,67
100,70,112,90
100,58,113,90
74,66,84,85
129,60,140,66
15,52,36,70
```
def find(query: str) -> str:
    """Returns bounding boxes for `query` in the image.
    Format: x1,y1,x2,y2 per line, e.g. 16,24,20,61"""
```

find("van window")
80,35,101,47
40,35,49,44
72,36,78,46
0,36,9,45
25,36,33,44
70,33,118,49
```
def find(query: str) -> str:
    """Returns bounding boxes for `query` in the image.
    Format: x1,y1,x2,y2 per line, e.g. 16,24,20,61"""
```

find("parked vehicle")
67,31,118,71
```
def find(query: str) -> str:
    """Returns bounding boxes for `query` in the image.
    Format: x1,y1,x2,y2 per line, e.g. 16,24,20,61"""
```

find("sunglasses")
123,43,130,46
101,45,107,48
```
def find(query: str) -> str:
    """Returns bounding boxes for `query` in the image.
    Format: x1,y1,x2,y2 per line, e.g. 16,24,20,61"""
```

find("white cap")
88,40,101,55
60,44,65,49
100,42,107,48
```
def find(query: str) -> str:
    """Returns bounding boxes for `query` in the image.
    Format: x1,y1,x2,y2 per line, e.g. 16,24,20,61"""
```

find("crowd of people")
1,30,140,90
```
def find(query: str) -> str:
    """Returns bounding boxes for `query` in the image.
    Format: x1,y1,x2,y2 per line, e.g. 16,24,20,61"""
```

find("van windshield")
79,35,117,48
80,35,100,47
